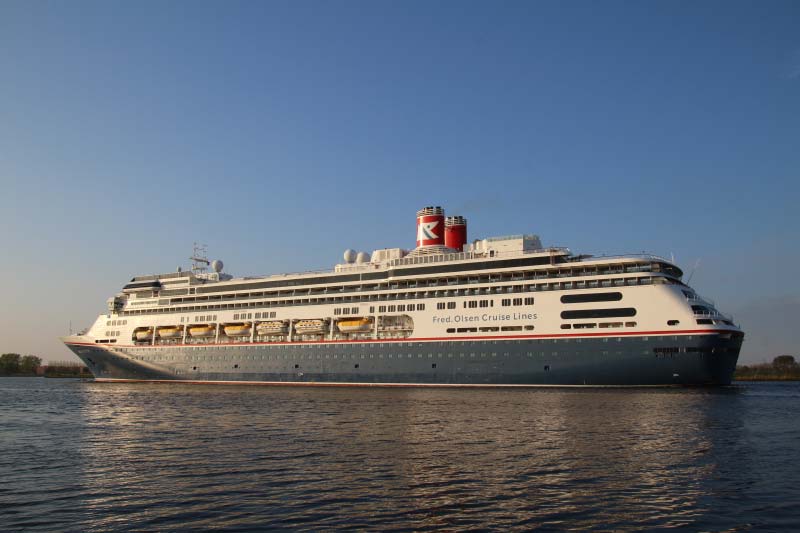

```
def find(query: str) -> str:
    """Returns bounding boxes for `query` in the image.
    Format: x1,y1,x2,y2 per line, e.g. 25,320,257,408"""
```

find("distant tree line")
736,355,800,381
0,353,91,377
0,353,42,375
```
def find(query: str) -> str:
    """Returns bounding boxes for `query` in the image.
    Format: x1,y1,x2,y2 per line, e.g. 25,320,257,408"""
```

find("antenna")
190,242,210,274
687,258,701,285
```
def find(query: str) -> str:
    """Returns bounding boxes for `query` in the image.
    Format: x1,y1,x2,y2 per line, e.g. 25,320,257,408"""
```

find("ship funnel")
415,206,445,248
445,215,467,251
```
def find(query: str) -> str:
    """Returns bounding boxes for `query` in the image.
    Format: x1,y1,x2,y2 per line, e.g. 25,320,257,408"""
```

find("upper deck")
111,233,685,319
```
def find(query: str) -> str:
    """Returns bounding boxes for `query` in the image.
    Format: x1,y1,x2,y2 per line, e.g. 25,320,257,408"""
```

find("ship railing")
385,247,571,268
387,251,477,266
693,292,717,307
572,253,672,264
181,251,670,287
131,271,193,282
693,310,734,322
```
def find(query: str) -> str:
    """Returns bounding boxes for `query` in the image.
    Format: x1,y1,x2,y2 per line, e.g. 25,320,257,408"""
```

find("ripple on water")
1,378,799,531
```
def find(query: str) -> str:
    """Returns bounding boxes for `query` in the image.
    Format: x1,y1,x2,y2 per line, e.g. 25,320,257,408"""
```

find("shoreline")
734,377,800,382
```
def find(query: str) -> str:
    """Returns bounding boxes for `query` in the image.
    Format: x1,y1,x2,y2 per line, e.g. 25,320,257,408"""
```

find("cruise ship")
62,206,743,386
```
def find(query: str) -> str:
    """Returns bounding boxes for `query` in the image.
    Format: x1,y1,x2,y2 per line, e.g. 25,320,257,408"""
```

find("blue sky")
1,0,798,363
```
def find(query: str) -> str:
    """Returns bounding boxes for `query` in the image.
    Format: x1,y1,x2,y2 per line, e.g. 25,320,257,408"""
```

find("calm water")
1,378,799,531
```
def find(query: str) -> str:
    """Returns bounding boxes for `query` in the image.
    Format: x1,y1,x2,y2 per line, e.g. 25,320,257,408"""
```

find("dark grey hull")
66,332,742,386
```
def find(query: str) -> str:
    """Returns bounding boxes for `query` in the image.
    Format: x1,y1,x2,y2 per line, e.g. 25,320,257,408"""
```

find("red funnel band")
416,214,445,247
445,224,467,251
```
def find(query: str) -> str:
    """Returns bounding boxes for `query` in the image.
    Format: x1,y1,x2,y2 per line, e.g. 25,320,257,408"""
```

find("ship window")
446,328,455,333
668,320,680,326
524,297,534,305
625,322,637,327
379,306,386,313
398,305,405,312
561,308,637,320
417,304,424,311
479,300,489,308
351,307,358,314
369,306,375,313
502,299,511,306
561,292,623,304
447,302,455,309
437,302,445,310
513,298,522,306
561,324,571,329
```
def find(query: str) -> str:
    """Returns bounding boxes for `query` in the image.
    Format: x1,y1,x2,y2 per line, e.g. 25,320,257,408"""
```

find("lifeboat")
294,319,328,335
337,317,373,333
156,326,183,339
256,321,288,335
189,324,216,338
134,327,153,342
224,323,252,337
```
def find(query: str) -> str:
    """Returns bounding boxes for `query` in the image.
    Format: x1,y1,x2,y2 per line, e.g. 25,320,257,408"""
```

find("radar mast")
190,243,210,275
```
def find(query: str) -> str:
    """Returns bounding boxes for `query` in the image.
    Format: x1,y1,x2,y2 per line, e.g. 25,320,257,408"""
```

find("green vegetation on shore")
0,353,91,378
0,353,42,376
736,355,800,381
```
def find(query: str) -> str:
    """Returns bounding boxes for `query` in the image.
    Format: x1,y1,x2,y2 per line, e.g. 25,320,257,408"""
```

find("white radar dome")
356,252,370,264
212,259,224,273
343,249,357,263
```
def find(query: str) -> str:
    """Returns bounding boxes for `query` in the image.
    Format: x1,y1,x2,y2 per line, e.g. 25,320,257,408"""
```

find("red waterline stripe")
92,378,679,389
65,328,735,349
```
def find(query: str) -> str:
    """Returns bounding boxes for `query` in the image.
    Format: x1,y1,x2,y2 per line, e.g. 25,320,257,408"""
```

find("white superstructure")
64,206,743,386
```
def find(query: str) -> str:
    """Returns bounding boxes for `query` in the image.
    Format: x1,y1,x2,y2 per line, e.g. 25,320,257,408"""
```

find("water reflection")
60,384,763,530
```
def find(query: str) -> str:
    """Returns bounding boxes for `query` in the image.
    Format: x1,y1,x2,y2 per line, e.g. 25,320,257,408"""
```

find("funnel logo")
417,220,440,242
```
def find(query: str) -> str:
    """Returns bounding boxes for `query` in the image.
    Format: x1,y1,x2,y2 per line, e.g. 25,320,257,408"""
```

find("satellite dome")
343,249,357,263
356,252,370,264
211,259,224,273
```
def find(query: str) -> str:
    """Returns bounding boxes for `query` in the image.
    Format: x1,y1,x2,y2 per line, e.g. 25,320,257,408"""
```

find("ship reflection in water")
2,379,798,531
